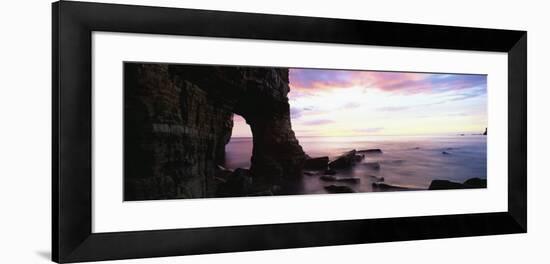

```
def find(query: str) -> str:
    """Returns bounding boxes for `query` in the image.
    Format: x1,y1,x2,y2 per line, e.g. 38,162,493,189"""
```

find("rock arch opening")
224,114,253,170
123,63,306,200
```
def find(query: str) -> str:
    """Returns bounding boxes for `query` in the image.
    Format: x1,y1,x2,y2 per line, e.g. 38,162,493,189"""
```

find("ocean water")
224,135,487,194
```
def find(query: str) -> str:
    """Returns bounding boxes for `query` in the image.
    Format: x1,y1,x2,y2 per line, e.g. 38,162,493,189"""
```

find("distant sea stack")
483,128,487,135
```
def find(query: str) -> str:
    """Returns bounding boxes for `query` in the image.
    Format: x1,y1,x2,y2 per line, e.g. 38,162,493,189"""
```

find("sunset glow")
231,69,487,138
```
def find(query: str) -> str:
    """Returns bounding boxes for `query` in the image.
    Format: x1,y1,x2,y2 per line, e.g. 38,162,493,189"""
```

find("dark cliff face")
124,63,306,200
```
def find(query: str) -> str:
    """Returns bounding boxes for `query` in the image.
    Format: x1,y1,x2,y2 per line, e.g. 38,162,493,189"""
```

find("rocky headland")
124,64,306,200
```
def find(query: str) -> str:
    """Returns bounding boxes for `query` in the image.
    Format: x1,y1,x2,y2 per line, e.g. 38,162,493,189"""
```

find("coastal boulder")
336,177,360,184
329,150,359,169
358,149,383,154
216,168,253,197
463,178,487,188
304,156,329,170
428,177,487,190
320,175,337,181
214,165,233,183
324,185,355,193
428,180,464,190
368,175,384,182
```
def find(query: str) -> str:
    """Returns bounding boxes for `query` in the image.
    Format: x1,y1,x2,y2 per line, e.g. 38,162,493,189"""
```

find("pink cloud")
289,68,486,97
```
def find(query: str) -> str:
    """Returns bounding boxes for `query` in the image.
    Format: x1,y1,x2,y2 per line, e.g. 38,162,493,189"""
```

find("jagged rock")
364,162,381,170
124,63,306,200
320,175,337,181
429,180,464,190
463,178,487,188
428,178,487,190
336,177,360,184
324,185,355,193
214,165,233,183
216,168,254,197
357,149,383,154
328,150,359,169
368,175,384,182
304,156,329,170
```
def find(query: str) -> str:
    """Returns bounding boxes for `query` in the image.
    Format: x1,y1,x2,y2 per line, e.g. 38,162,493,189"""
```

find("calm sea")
225,135,487,194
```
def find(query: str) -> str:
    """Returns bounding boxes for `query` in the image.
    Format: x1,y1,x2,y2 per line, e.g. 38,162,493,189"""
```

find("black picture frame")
52,1,527,263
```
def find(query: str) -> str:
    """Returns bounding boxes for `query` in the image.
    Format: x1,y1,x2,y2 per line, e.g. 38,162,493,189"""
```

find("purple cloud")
289,68,487,98
301,119,334,125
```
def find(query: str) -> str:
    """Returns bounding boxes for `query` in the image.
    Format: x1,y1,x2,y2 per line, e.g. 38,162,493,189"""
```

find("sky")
231,68,487,138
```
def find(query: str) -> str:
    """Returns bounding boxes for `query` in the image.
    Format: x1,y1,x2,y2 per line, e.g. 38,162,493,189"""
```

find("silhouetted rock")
304,156,329,170
428,178,487,190
124,64,307,200
320,175,337,181
336,177,360,184
303,171,317,176
368,175,385,182
329,150,359,169
364,162,381,170
324,185,355,193
214,165,233,182
324,169,337,175
358,149,383,154
442,151,451,155
463,178,487,188
216,168,254,197
428,180,464,190
483,128,487,135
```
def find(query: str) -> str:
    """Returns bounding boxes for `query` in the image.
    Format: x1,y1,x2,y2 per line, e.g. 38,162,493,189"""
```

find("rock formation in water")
428,178,487,190
304,156,329,170
124,63,306,200
328,150,364,169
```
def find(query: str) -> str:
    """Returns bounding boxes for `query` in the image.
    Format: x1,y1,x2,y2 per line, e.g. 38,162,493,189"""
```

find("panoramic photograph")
123,63,487,201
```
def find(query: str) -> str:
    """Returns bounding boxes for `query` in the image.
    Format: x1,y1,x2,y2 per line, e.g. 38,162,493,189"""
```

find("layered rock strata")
123,63,306,200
